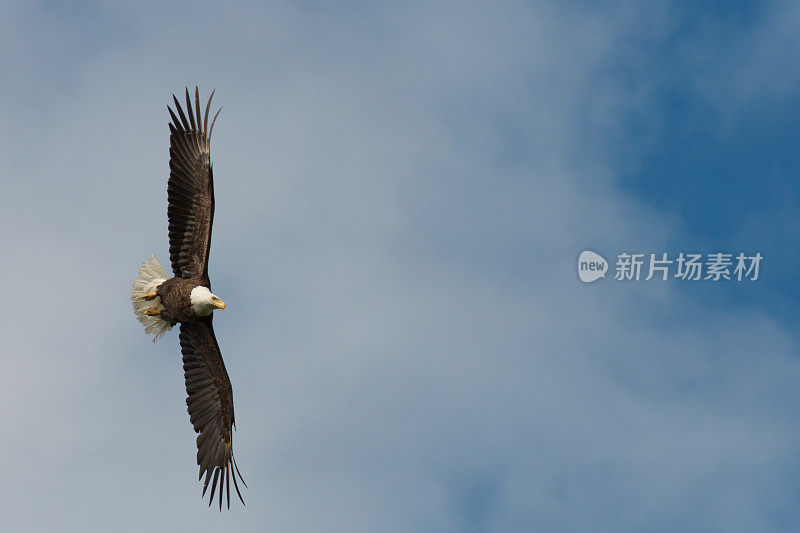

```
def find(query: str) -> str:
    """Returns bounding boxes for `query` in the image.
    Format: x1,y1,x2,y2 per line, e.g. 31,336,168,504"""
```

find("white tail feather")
131,255,173,341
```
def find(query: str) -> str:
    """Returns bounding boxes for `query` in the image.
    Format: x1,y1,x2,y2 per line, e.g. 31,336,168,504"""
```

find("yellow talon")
144,307,161,316
142,292,158,301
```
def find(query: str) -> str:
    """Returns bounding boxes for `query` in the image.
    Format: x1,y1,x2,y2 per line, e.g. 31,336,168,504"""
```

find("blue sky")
2,1,799,531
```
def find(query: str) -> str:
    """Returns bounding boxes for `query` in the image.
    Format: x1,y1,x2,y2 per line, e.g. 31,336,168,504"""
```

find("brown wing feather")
179,319,246,509
167,87,222,280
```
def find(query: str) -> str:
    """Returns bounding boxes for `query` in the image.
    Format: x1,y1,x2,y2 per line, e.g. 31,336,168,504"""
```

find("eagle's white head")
190,286,226,317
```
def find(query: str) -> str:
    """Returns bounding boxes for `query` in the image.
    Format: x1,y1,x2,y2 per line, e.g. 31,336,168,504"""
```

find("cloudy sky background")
2,1,799,531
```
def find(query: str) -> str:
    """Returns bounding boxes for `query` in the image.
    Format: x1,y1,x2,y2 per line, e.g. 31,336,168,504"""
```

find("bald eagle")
131,88,245,510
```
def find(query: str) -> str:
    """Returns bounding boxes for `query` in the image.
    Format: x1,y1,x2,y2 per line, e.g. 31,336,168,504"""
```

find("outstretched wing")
167,87,222,280
179,319,246,509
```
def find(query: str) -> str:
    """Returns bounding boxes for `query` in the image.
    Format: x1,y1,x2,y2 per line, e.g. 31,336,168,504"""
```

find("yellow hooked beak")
212,298,226,310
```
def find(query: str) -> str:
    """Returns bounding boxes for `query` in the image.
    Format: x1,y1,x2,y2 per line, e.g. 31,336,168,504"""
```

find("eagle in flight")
131,88,245,510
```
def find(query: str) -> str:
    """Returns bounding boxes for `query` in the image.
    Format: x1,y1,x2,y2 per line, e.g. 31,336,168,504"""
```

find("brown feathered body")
155,277,207,324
